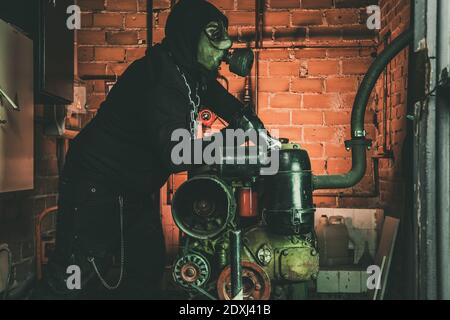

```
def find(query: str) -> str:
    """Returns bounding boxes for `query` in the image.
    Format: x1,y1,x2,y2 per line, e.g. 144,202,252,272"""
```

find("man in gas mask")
33,0,276,299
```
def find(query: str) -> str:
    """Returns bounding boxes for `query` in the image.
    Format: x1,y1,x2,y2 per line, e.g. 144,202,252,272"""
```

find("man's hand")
230,105,282,150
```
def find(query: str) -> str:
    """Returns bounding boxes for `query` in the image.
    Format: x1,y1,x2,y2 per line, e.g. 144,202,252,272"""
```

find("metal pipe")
230,230,242,300
313,157,380,198
147,0,153,46
436,0,450,300
313,29,414,190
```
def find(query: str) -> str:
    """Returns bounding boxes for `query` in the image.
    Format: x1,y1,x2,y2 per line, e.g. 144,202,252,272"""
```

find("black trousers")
32,178,166,300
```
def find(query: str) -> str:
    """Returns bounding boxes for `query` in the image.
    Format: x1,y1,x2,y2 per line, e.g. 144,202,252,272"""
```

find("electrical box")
0,0,74,105
0,19,34,193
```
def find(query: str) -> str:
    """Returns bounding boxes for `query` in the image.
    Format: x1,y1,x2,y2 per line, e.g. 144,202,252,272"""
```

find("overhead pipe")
313,29,414,190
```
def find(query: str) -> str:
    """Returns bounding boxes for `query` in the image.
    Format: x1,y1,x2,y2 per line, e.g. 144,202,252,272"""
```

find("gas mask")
198,21,254,77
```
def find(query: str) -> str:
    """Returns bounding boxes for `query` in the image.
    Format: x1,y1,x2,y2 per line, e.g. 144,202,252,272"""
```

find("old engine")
170,141,319,300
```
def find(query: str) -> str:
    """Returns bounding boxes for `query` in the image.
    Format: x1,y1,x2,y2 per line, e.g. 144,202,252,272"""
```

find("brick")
269,0,300,9
271,93,301,109
126,47,147,61
303,127,337,141
78,0,105,11
269,61,300,76
269,127,302,142
152,28,165,44
237,0,255,10
324,111,351,125
258,78,290,92
209,0,235,10
325,9,359,25
137,0,147,11
342,26,376,40
310,159,326,174
273,27,306,42
324,143,351,158
108,63,130,76
95,47,126,61
228,11,255,26
93,80,106,92
291,78,323,93
326,77,358,92
125,13,147,28
258,50,290,60
78,30,106,45
157,11,169,27
106,31,139,45
87,94,106,110
327,158,351,174
294,48,327,59
93,13,124,27
327,48,361,58
308,60,340,75
302,0,333,9
78,63,107,76
292,10,323,26
257,93,270,110
302,143,324,158
308,26,342,41
240,26,273,43
250,60,269,77
313,196,337,206
264,12,290,27
81,13,93,27
227,77,246,94
340,93,356,109
106,0,137,12
78,47,94,62
258,110,290,125
153,0,171,9
342,58,372,74
303,94,338,109
291,110,323,125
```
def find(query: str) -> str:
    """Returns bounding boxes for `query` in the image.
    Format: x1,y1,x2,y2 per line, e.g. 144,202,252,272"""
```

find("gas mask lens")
204,21,232,50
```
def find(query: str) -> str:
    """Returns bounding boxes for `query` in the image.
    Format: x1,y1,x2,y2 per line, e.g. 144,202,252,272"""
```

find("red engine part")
199,109,217,127
238,187,258,217
217,261,271,300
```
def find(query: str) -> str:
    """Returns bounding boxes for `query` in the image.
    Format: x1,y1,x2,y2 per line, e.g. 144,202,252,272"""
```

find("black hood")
162,0,228,79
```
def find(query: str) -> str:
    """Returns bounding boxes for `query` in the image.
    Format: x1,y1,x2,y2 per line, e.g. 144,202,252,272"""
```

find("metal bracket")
345,138,373,151
353,129,367,138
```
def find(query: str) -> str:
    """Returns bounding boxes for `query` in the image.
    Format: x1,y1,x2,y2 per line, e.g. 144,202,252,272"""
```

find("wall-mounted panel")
0,19,34,192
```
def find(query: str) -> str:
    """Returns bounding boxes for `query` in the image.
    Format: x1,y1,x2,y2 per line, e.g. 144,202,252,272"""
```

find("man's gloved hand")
231,104,265,132
230,105,281,150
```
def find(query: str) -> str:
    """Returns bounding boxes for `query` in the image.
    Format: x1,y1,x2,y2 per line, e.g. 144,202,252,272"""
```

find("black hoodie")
63,0,244,194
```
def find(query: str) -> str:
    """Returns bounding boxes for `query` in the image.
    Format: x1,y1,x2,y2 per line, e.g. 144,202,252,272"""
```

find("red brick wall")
375,0,410,215
77,0,150,111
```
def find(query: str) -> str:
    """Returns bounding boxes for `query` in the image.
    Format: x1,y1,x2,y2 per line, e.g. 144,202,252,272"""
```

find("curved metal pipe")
313,29,414,190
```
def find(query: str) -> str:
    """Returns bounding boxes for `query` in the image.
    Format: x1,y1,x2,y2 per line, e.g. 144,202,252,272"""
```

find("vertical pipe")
147,0,153,46
230,230,242,300
437,0,450,300
254,0,264,114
